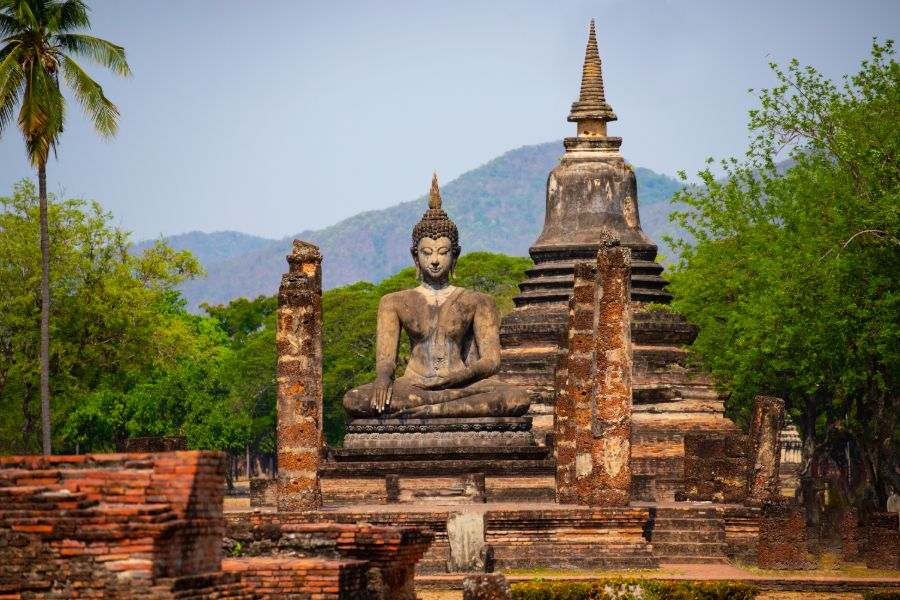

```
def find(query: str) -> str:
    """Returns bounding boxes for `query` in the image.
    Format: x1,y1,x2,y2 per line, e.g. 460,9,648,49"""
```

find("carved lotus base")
342,417,536,449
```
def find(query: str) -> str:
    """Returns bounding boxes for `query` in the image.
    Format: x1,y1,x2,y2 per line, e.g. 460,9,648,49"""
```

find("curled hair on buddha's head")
410,172,461,257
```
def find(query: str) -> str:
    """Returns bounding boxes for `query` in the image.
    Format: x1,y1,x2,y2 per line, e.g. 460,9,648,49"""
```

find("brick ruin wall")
226,507,657,573
683,395,784,506
0,451,434,599
683,432,749,503
0,451,246,598
223,517,433,599
757,497,814,570
865,512,900,570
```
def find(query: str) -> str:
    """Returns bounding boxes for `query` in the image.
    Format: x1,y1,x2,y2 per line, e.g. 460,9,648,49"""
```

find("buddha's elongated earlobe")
415,263,421,281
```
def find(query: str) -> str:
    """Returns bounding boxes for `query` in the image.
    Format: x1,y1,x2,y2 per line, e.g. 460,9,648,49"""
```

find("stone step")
647,529,725,543
513,289,571,305
650,516,726,528
513,287,672,307
518,273,670,292
650,541,728,556
525,259,665,277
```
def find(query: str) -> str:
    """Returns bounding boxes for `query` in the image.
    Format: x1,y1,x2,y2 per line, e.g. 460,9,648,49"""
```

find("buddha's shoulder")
378,288,417,307
458,287,496,307
377,287,494,308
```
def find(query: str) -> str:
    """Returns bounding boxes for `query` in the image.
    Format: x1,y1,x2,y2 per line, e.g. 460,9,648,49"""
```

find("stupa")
499,20,740,501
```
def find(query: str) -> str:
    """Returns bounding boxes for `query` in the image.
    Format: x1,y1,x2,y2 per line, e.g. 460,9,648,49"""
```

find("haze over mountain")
146,141,688,310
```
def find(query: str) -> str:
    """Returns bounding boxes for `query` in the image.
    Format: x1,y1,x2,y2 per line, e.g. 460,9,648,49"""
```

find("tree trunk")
799,393,820,526
245,444,251,480
21,382,34,453
38,163,51,456
225,452,234,491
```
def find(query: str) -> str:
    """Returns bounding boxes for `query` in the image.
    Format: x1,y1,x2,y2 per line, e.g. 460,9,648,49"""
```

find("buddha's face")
415,236,455,283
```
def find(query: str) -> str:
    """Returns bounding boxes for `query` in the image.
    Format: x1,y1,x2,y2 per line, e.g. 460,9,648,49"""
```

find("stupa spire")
568,19,617,125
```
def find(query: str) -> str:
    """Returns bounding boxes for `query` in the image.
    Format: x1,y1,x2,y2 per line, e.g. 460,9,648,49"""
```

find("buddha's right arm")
374,295,401,380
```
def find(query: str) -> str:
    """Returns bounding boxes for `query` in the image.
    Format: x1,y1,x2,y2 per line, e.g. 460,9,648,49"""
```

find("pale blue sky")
1,0,898,240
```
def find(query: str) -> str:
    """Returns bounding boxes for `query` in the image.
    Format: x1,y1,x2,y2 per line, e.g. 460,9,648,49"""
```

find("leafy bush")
510,579,759,600
863,592,900,600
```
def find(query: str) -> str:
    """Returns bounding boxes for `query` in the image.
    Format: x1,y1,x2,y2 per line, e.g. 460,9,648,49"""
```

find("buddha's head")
411,173,460,283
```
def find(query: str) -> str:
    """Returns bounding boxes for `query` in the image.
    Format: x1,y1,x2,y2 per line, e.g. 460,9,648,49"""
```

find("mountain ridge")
144,141,688,310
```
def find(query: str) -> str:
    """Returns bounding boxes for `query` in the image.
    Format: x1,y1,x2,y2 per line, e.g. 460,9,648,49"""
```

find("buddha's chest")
398,300,475,343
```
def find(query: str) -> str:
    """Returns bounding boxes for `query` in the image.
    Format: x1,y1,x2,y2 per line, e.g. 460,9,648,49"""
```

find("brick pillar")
591,244,633,507
748,395,785,505
276,240,323,512
759,498,814,569
865,512,900,569
569,262,599,505
555,331,574,503
839,508,862,562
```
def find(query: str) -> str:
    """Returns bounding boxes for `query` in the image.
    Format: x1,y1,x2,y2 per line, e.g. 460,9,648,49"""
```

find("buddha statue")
342,174,530,420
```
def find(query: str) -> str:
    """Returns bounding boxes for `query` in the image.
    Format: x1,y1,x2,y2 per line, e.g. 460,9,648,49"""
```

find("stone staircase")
645,506,729,564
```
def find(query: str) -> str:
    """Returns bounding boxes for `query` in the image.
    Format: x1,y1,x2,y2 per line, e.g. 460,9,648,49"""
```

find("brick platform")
223,557,368,599
0,451,249,598
224,519,433,599
0,453,439,599
227,504,751,573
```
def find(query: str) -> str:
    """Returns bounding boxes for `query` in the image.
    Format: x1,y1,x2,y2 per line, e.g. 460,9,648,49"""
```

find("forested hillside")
161,141,685,310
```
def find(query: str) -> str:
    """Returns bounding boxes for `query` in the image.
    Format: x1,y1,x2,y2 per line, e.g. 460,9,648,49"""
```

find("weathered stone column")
747,395,785,505
554,329,574,503
591,244,633,507
569,262,599,505
276,240,323,512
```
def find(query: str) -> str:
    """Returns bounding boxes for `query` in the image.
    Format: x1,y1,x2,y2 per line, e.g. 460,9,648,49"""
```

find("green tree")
0,0,130,453
667,41,899,506
203,295,279,477
0,180,201,453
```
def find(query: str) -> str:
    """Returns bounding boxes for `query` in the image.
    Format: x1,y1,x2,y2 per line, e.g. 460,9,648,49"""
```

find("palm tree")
0,0,130,454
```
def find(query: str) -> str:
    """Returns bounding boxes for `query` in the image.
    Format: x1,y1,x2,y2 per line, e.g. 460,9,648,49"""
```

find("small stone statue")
343,173,530,419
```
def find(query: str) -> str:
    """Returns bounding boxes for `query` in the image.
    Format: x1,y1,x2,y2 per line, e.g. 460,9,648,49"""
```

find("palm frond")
0,47,24,135
56,32,129,76
19,54,63,164
47,0,89,33
0,13,25,37
60,53,116,137
0,38,19,64
6,0,39,30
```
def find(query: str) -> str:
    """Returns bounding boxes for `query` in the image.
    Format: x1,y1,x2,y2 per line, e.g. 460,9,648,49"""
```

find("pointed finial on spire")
428,171,442,209
568,18,617,124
